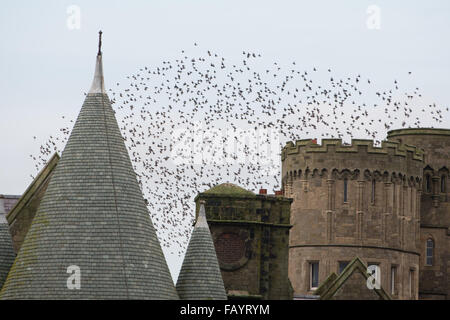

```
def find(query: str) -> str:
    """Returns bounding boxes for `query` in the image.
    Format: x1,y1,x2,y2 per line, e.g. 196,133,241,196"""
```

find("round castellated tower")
282,138,424,299
387,128,450,300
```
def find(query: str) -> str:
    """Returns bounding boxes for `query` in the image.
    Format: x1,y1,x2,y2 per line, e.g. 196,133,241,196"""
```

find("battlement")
282,138,424,162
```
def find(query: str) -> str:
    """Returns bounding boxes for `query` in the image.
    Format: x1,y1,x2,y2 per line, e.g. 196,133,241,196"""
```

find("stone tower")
0,34,178,299
176,201,227,299
387,128,450,300
282,139,424,300
195,183,293,300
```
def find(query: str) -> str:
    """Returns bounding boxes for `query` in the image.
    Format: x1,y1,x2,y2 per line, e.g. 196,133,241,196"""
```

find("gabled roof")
176,202,227,300
317,257,391,300
6,153,59,226
0,35,178,299
314,272,337,297
6,153,59,254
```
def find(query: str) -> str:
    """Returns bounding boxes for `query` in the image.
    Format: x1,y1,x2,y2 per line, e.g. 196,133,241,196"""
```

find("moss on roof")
204,183,255,196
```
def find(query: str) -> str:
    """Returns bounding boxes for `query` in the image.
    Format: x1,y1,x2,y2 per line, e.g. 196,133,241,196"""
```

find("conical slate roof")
0,34,178,299
176,202,227,300
0,199,15,289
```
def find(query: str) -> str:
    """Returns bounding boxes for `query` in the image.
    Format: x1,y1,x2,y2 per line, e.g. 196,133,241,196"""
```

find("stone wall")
195,187,293,300
290,246,419,299
282,138,423,299
387,128,450,299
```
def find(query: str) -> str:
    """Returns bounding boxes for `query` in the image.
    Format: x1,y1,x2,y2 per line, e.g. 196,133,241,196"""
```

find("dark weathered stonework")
195,183,293,300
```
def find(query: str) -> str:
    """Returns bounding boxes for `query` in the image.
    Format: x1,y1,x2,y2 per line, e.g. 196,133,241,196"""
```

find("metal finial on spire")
98,30,103,56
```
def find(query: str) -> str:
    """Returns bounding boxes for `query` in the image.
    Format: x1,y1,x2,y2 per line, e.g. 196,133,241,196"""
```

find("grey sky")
1,0,449,280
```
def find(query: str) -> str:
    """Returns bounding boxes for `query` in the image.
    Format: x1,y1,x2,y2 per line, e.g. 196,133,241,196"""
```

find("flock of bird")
30,44,448,255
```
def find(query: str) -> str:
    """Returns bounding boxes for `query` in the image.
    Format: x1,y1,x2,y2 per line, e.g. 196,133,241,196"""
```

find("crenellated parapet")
282,139,424,188
282,139,424,162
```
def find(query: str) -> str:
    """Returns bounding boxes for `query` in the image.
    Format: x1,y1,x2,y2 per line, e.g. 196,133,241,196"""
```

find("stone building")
387,128,450,299
0,33,447,300
195,183,293,300
282,130,449,300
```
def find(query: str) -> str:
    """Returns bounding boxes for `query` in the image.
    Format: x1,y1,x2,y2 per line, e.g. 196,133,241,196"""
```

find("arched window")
425,174,431,193
343,178,348,202
441,175,446,193
426,239,434,266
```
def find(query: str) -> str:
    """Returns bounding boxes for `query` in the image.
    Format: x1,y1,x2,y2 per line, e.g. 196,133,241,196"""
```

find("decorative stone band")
289,244,421,256
281,139,424,162
207,219,292,229
194,193,293,202
282,168,423,188
387,128,450,138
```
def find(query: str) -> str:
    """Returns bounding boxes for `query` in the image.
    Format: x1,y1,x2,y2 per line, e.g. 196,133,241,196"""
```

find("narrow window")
391,266,397,295
338,261,349,274
426,174,431,193
441,175,446,193
310,262,319,290
343,178,348,202
371,179,376,203
426,239,434,266
409,269,415,299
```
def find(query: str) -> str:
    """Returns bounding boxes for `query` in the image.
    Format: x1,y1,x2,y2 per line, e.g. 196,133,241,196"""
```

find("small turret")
176,201,227,300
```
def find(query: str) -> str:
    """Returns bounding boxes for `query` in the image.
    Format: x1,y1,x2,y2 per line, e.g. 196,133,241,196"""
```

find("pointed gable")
6,153,59,254
317,257,391,300
0,34,178,299
176,201,227,300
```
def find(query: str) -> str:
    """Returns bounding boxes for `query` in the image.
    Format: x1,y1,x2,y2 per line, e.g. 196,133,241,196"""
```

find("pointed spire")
88,31,105,94
0,34,178,299
176,201,227,300
195,200,209,228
